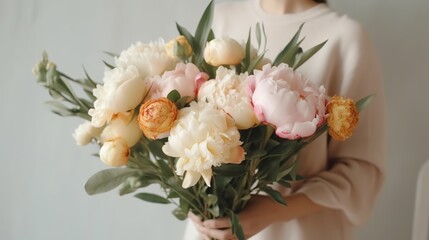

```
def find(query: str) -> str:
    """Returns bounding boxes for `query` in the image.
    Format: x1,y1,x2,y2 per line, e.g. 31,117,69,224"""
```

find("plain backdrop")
1,0,428,239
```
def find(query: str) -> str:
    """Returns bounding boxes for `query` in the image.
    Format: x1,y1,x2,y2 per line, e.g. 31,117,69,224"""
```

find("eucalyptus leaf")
148,140,170,160
172,207,188,221
45,100,73,116
84,168,139,195
135,192,170,204
156,159,174,178
356,94,374,112
262,187,287,205
167,89,181,102
213,164,246,177
119,182,138,196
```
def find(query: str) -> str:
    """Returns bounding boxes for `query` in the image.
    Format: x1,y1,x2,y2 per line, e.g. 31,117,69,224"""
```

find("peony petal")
200,168,213,187
182,170,201,188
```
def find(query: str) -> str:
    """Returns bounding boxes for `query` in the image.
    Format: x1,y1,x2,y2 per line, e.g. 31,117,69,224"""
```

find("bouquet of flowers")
33,1,371,239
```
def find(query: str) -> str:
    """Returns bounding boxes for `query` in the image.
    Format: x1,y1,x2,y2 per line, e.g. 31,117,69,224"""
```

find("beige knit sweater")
184,1,385,239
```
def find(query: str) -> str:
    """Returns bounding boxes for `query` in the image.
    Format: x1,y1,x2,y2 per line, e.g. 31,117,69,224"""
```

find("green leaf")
194,0,214,64
293,40,327,70
175,96,194,109
273,23,304,66
208,204,220,218
262,187,287,205
255,22,262,50
227,210,245,240
172,207,188,221
148,140,170,160
203,194,218,206
356,94,374,112
207,29,215,42
102,60,115,69
84,168,139,195
176,23,195,50
45,100,73,116
156,158,174,177
135,192,170,204
167,89,181,102
243,29,252,69
119,182,138,196
103,51,119,58
213,164,246,177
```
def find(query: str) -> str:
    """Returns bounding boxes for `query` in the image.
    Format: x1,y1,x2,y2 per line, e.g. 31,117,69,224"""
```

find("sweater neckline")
251,0,330,24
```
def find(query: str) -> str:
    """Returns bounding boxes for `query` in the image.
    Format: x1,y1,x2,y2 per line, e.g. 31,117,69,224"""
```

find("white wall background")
0,0,428,239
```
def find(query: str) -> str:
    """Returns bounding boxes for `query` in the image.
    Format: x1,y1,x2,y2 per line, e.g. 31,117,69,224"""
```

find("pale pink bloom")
250,63,327,139
148,63,208,99
198,67,259,129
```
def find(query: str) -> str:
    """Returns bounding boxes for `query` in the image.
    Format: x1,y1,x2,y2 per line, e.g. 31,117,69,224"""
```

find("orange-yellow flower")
165,35,192,59
138,98,178,139
327,96,359,141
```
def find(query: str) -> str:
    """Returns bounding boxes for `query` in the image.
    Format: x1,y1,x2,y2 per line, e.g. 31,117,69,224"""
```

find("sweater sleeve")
296,22,386,226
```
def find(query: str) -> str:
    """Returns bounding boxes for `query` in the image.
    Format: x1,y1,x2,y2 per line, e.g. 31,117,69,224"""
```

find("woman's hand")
188,193,323,240
188,195,279,240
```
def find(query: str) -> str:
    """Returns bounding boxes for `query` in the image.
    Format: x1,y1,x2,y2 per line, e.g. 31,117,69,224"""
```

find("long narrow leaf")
135,192,170,204
293,40,327,69
176,22,195,50
356,94,374,112
194,0,214,64
227,210,245,240
273,23,304,66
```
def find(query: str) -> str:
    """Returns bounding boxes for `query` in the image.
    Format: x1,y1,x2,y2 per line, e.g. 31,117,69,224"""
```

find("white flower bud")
204,37,245,67
99,138,130,167
72,121,103,145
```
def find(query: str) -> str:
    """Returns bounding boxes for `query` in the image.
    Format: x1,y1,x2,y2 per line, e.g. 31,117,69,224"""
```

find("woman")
185,0,386,239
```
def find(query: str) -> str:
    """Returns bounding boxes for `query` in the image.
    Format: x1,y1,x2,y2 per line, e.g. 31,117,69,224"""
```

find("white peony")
115,40,178,79
88,65,149,127
198,67,259,129
72,121,103,145
162,101,245,188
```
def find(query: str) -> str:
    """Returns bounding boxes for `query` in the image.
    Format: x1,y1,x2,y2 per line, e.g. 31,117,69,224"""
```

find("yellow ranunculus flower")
138,97,178,139
165,35,192,59
327,96,359,141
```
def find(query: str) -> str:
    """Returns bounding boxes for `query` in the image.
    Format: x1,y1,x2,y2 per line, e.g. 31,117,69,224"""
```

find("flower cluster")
76,33,358,188
33,2,367,239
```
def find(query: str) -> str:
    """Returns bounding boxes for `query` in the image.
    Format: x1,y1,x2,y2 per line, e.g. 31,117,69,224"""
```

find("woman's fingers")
201,227,234,240
203,217,231,229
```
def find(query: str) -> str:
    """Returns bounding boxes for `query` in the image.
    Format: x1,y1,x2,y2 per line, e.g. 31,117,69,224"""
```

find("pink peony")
148,63,208,99
250,63,328,139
